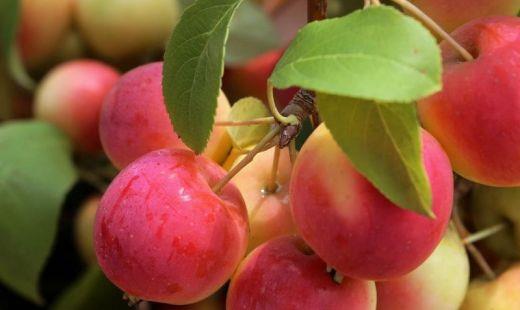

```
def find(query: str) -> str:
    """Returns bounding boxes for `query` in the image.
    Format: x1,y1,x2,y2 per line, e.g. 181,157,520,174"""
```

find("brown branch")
307,0,327,22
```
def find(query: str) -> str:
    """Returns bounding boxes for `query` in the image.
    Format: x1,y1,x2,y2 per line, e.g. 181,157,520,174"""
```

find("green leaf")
226,1,280,64
51,266,127,310
317,93,433,216
0,121,77,303
163,0,244,153
227,97,271,149
0,0,19,57
270,6,441,103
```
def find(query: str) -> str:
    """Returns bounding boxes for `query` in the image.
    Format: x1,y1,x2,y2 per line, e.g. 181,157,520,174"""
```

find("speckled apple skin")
290,125,453,280
227,236,377,310
95,149,248,305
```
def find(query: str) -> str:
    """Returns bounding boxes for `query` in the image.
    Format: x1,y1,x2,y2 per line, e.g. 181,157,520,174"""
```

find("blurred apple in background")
17,0,73,69
75,0,180,62
460,263,520,310
222,49,298,111
75,196,100,265
470,185,520,260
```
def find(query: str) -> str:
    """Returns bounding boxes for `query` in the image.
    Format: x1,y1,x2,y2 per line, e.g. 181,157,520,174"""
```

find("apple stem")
333,271,344,284
267,82,299,126
265,146,281,194
390,0,474,62
212,126,281,194
289,140,298,165
122,292,141,307
215,117,275,127
463,223,508,245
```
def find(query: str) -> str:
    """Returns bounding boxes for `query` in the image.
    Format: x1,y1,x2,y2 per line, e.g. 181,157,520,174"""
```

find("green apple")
75,0,181,61
460,263,520,310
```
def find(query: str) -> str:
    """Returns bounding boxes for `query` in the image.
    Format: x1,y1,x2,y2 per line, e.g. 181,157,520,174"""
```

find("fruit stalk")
390,0,474,61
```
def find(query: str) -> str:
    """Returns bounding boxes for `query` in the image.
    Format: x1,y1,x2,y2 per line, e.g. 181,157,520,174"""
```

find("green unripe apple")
75,0,181,61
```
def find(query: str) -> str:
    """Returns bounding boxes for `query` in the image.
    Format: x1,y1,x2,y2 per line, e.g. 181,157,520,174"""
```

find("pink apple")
418,16,520,186
95,148,249,305
34,60,120,153
290,124,453,280
226,236,377,310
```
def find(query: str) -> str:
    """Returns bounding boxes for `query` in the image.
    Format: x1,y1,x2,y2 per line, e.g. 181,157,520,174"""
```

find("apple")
376,225,470,310
226,236,377,310
99,62,232,169
95,148,249,305
75,0,181,61
222,49,298,110
17,0,73,68
34,59,120,153
460,263,520,310
418,16,520,186
154,289,225,309
75,196,100,265
409,0,520,33
470,185,520,259
228,147,298,252
290,124,453,280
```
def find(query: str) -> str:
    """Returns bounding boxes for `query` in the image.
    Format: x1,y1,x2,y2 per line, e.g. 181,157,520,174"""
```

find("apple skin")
470,185,520,259
154,289,226,310
226,236,377,310
460,263,520,310
34,60,120,153
290,124,453,280
418,16,520,186
222,49,298,110
376,225,470,310
410,0,520,33
228,147,298,252
17,0,73,68
99,62,232,169
75,196,100,265
75,0,180,61
95,148,249,305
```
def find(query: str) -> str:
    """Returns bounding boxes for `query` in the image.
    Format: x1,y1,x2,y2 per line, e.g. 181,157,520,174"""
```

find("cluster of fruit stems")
213,0,507,281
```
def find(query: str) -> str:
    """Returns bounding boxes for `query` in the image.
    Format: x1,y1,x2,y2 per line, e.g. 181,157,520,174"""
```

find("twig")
464,223,508,245
289,140,298,165
215,117,275,126
391,0,473,62
212,127,281,193
307,0,327,22
266,146,281,193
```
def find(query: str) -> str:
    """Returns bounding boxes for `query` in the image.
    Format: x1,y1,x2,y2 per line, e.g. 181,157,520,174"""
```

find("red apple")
410,0,520,33
222,49,298,110
34,60,120,153
95,148,249,305
418,16,520,186
17,0,73,68
99,62,232,169
290,124,453,280
226,236,377,310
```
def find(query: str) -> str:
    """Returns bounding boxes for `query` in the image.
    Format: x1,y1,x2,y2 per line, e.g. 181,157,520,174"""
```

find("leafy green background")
0,121,77,303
